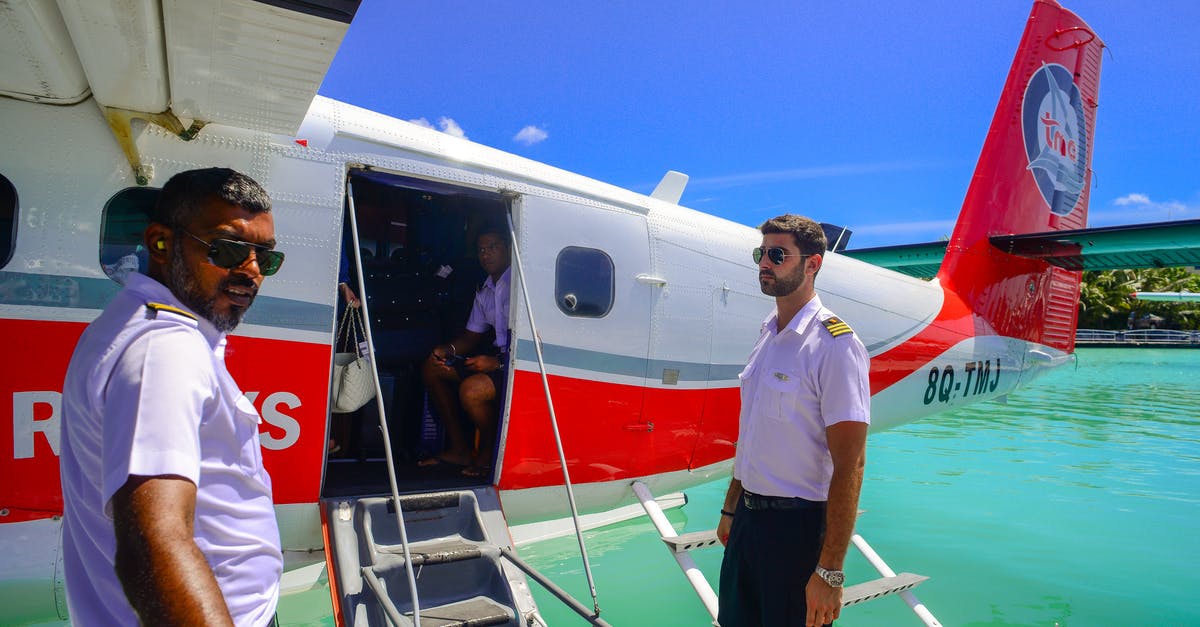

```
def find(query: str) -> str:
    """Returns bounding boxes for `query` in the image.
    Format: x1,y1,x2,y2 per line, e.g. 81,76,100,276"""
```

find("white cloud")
1092,193,1192,224
438,116,466,138
407,116,468,139
513,125,549,146
1114,193,1151,206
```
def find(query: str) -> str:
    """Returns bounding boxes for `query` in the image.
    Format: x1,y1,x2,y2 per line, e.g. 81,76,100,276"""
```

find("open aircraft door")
500,194,664,492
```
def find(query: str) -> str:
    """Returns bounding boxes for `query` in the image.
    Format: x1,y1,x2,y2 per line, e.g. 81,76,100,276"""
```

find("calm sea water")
517,348,1200,626
277,348,1199,626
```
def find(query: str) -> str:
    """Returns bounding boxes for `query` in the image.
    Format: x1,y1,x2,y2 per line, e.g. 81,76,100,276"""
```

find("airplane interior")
322,170,513,497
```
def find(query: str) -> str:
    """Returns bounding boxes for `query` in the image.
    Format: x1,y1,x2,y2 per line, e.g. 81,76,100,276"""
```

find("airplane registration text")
922,358,1001,405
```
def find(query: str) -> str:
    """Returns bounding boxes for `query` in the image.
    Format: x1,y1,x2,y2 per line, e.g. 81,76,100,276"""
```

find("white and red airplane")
0,0,1128,623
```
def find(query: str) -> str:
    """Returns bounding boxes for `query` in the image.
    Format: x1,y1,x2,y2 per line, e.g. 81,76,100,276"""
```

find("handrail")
1076,328,1200,345
499,547,612,627
505,208,602,617
346,178,421,626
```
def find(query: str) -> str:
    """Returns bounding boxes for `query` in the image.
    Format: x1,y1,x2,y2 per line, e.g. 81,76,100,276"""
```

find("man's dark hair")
153,168,271,228
477,224,510,245
760,214,827,256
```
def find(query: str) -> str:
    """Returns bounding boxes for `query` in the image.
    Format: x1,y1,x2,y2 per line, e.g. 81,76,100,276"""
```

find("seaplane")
4,0,1197,625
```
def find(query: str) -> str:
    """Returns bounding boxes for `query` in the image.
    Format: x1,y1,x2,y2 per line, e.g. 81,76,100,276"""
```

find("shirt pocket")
756,370,804,422
232,393,265,468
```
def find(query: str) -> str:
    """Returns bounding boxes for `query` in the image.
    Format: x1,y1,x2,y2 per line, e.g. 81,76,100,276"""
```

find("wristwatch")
814,566,844,588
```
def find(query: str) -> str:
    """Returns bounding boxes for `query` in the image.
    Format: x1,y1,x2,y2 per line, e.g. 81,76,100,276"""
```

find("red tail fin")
938,0,1104,352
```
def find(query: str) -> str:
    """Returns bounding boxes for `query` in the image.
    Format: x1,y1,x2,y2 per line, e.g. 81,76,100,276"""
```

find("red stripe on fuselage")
1,317,331,523
497,370,739,491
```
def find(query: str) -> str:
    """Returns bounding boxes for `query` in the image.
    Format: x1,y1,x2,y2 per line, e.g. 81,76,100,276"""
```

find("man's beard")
759,264,805,297
167,245,253,333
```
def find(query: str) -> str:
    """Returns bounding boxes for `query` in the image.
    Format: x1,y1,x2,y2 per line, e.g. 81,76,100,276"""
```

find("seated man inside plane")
419,227,511,477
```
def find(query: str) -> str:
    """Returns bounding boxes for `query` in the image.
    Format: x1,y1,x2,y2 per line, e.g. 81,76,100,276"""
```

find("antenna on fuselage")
650,170,689,204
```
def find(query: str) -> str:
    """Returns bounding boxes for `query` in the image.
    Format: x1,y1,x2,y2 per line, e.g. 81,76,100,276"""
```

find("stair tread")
842,572,928,607
372,536,500,571
408,595,516,627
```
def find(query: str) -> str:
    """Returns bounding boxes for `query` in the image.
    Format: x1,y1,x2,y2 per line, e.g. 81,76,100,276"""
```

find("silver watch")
815,566,844,588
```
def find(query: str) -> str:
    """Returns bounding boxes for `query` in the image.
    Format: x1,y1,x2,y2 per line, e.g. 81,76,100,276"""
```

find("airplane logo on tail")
1022,63,1088,216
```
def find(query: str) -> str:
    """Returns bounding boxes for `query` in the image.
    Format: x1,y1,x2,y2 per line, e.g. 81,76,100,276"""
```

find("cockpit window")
100,187,160,284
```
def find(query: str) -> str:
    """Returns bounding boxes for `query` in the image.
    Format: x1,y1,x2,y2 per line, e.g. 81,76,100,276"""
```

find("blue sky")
319,1,1200,248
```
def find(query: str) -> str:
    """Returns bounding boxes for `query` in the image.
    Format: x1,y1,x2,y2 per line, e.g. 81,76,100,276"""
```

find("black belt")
742,490,824,511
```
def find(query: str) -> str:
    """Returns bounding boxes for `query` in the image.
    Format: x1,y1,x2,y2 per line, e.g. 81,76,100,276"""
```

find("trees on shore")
1078,267,1200,330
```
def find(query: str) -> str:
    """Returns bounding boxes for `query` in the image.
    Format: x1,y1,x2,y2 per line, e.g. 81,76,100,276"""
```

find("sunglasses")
182,230,285,276
752,246,813,266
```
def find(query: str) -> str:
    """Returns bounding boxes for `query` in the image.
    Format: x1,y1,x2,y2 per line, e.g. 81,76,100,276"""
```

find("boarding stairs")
324,488,536,626
632,481,943,626
327,201,613,626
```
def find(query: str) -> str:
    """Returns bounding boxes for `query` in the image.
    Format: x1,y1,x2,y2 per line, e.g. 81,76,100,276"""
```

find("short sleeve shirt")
59,272,282,626
732,295,871,501
465,267,511,351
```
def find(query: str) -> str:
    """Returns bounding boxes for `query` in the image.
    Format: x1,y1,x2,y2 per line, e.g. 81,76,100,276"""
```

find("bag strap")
340,305,369,351
349,306,365,346
338,305,365,350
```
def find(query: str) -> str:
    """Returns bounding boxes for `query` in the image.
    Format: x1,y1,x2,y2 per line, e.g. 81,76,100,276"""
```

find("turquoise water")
519,349,1200,625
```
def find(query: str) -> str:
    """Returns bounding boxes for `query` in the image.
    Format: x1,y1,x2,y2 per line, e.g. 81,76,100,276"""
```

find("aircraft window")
100,187,160,284
555,246,613,318
0,173,15,269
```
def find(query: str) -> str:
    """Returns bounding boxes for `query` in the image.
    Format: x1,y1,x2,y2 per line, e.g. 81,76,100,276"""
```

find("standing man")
420,227,511,477
60,168,286,626
716,215,871,627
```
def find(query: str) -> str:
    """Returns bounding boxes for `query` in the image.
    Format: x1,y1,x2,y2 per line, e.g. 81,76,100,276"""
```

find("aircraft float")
3,0,1194,624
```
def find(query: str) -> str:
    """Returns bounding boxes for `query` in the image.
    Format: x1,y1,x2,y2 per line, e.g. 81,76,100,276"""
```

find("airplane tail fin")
938,0,1104,353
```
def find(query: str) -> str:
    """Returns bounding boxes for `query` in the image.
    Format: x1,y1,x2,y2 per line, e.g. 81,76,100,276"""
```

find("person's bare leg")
459,373,498,475
420,358,472,465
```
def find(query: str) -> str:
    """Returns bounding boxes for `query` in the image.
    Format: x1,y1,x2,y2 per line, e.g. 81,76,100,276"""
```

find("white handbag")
331,306,376,413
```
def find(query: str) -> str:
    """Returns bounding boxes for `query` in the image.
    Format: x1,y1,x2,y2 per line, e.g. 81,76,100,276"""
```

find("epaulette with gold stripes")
821,316,853,337
146,302,197,320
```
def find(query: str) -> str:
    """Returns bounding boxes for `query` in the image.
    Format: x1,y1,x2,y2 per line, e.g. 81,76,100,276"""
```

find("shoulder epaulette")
145,302,197,321
821,316,853,338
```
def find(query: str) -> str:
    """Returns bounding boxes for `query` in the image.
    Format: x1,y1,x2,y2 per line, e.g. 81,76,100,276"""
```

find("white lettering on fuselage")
12,391,61,459
248,391,302,450
10,390,302,458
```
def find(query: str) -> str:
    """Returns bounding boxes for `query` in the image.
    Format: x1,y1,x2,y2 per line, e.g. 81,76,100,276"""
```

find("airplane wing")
839,241,949,278
844,219,1200,278
0,0,360,135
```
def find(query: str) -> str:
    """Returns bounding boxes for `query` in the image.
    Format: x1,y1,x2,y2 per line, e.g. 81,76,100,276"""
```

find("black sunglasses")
752,246,813,266
182,230,285,276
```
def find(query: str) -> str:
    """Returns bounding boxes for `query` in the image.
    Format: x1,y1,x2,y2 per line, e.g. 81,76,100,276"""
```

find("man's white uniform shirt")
60,272,282,626
733,294,871,501
465,267,511,351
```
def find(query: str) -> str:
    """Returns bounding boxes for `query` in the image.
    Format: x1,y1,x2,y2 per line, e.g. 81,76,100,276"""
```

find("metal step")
842,573,929,607
409,596,516,627
661,529,720,553
325,489,531,626
364,569,518,627
374,536,492,567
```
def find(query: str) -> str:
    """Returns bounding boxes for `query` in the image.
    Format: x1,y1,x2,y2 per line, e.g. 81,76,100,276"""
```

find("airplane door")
501,195,660,487
642,216,715,472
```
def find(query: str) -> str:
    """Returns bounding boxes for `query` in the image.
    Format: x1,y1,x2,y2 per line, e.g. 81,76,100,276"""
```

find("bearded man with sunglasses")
60,168,285,626
716,214,870,627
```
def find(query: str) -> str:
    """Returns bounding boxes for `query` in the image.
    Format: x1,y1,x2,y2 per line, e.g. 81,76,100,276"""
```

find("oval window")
555,246,614,318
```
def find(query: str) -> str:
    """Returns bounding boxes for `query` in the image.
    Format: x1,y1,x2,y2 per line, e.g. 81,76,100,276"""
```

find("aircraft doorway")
322,170,511,498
